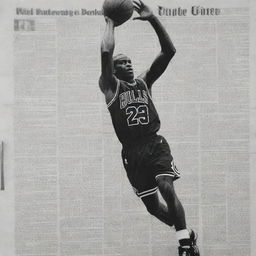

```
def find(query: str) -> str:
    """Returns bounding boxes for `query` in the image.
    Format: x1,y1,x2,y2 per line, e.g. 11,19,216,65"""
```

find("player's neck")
124,78,136,85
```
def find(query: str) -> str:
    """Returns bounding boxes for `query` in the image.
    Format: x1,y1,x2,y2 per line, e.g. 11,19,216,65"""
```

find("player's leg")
156,175,186,231
141,192,174,227
156,175,200,256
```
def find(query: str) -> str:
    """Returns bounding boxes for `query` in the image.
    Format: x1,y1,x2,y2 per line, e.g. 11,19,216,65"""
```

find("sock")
176,229,191,247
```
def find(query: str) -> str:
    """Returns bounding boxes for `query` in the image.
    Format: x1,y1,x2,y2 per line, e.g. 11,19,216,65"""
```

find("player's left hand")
133,0,154,21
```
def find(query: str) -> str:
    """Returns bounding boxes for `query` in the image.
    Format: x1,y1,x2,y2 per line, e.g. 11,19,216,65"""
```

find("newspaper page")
0,0,256,255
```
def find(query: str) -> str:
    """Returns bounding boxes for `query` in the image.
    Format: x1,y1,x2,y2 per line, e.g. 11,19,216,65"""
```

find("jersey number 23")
126,105,149,126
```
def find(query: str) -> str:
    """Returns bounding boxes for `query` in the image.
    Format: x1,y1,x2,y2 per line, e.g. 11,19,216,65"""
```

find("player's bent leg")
156,175,186,231
141,192,174,227
156,175,200,256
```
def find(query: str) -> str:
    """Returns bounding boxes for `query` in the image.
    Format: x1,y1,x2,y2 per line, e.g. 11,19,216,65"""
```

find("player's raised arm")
133,0,176,89
99,17,117,94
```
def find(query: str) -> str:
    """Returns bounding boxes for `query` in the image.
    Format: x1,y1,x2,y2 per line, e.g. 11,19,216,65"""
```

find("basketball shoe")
178,230,200,256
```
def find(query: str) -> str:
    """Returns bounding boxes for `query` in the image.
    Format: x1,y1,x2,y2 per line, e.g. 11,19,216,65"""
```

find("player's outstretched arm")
133,0,176,89
99,17,117,94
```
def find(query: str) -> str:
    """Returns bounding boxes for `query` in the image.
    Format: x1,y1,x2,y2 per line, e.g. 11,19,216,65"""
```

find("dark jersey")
107,78,160,146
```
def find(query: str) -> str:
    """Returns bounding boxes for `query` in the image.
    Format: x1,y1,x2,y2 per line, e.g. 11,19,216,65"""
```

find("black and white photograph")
0,0,255,255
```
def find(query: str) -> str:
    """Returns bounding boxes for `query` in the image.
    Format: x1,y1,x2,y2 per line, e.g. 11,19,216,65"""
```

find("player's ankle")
176,229,191,247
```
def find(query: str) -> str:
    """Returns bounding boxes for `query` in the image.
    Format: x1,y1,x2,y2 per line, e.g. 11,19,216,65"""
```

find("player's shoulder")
135,76,149,88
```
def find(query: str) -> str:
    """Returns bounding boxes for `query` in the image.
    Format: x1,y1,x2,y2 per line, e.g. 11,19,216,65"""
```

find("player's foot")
178,229,200,256
189,229,200,256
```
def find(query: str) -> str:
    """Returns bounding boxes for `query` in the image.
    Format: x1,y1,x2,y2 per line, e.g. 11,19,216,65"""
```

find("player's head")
113,54,134,82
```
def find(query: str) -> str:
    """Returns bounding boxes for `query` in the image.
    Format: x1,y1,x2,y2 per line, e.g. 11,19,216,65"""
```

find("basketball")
102,0,134,26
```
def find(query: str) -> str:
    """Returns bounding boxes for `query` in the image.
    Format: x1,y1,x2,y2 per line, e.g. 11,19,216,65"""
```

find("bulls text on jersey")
119,89,148,109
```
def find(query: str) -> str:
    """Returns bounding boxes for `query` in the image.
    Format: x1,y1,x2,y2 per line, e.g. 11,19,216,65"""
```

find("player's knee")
143,199,160,217
145,204,160,217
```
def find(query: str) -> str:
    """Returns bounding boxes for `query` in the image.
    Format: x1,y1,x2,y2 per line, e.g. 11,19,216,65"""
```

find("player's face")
114,56,134,82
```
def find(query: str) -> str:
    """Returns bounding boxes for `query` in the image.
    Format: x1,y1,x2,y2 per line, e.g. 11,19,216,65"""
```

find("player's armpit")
98,72,117,94
98,75,119,105
98,74,117,93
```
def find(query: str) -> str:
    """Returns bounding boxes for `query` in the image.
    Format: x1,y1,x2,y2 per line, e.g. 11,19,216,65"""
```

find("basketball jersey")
107,78,160,145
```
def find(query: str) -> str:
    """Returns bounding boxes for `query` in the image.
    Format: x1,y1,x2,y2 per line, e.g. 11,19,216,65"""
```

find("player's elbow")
165,47,176,59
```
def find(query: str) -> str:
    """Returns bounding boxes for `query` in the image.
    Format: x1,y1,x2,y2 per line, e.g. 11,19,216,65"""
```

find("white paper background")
1,0,255,255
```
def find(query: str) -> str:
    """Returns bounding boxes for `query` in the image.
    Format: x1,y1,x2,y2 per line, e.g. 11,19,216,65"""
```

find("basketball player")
99,1,200,255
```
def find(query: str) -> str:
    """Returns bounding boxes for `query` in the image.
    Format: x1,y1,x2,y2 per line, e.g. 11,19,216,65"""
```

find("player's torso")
107,78,160,145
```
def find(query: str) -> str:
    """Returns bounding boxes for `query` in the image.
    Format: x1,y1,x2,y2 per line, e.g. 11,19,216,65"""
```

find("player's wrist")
148,14,158,23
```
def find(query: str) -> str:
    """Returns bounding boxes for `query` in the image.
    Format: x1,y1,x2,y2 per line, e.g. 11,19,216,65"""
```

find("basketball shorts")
121,134,180,198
